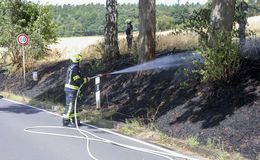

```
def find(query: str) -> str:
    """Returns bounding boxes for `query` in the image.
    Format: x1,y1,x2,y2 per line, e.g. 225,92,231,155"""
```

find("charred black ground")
0,52,259,160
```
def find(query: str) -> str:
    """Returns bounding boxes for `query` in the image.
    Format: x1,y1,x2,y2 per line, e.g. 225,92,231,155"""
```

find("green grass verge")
0,91,62,112
0,91,117,128
116,119,247,160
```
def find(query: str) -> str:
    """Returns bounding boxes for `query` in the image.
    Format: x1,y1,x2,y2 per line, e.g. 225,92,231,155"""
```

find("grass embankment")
0,91,62,112
0,90,115,128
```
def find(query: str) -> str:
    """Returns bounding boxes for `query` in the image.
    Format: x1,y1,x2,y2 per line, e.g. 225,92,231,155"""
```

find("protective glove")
83,77,90,84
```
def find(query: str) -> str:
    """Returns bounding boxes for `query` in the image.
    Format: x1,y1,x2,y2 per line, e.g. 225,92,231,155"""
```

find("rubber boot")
62,118,70,127
72,117,82,127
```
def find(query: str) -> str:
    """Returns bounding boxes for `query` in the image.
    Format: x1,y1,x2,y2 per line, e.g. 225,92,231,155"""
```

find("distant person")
63,54,89,127
125,19,133,50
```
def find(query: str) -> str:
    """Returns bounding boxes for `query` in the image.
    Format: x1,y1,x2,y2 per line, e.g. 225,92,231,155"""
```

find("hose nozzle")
102,73,109,77
89,73,109,80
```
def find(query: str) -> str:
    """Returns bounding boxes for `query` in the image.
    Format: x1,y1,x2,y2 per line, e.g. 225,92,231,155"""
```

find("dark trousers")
63,91,79,124
126,35,133,49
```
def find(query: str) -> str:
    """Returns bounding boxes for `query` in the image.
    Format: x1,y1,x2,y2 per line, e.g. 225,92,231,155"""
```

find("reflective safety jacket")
125,23,133,36
64,63,84,92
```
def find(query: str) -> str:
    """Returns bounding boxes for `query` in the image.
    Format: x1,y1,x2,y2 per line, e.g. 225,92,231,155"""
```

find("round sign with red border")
17,34,29,45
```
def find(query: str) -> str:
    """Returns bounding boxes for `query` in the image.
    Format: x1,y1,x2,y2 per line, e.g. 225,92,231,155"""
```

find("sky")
28,0,208,6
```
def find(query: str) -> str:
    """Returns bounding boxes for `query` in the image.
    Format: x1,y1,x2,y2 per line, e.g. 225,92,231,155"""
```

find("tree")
104,0,120,61
185,0,240,81
208,0,236,47
0,0,57,65
138,0,156,63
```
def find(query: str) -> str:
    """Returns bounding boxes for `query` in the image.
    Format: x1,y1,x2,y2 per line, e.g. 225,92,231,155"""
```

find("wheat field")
247,15,260,33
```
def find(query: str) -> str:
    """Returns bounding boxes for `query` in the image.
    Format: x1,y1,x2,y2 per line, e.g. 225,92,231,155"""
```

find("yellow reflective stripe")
65,84,79,90
73,75,80,81
66,102,73,117
68,70,73,84
69,113,79,118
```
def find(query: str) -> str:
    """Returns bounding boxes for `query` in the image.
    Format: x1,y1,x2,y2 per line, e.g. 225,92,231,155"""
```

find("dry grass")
247,15,260,33
80,31,199,60
156,31,199,52
48,36,103,60
45,15,259,61
46,30,199,61
80,41,104,59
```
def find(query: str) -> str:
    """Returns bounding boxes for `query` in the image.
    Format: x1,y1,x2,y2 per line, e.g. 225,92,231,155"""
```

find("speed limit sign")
17,33,29,85
17,34,29,45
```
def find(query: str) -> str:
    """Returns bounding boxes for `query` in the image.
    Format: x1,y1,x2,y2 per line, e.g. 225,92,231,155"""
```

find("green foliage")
184,4,242,82
51,4,106,36
0,0,57,65
120,119,141,135
2,64,19,77
241,0,260,17
207,138,216,149
118,4,138,33
157,15,173,31
217,152,244,160
49,3,204,37
185,7,211,43
198,33,240,82
186,136,200,147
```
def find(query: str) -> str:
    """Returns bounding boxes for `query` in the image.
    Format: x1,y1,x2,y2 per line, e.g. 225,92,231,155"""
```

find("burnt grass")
0,52,259,160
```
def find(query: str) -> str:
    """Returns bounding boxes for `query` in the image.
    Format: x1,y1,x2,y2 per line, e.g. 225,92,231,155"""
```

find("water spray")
89,51,202,80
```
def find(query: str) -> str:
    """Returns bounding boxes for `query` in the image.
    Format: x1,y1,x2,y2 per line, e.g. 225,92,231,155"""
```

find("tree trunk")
237,1,249,45
138,0,156,63
208,0,236,47
104,0,119,61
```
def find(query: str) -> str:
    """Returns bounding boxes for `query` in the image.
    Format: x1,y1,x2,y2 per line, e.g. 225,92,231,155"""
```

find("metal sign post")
22,45,26,85
17,34,29,85
95,77,101,109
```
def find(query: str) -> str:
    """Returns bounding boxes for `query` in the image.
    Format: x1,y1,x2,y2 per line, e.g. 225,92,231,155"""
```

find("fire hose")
24,73,197,160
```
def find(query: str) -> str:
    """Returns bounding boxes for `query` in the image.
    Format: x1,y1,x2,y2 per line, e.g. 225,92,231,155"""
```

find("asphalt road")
0,98,199,160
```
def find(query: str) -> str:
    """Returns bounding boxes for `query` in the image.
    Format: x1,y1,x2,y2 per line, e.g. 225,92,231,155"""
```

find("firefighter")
63,54,89,127
125,19,133,50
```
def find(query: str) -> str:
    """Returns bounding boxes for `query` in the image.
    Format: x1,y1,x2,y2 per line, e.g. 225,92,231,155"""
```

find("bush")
197,33,240,82
186,136,200,147
185,5,242,82
0,0,57,67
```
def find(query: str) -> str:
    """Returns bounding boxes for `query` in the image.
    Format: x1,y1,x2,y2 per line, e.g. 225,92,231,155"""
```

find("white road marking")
2,98,201,160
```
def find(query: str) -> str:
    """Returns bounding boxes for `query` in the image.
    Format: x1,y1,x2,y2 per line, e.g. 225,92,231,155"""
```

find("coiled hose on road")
24,78,197,160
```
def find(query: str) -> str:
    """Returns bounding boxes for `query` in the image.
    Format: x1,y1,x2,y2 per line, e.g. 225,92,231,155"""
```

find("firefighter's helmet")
125,19,132,24
70,54,82,63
